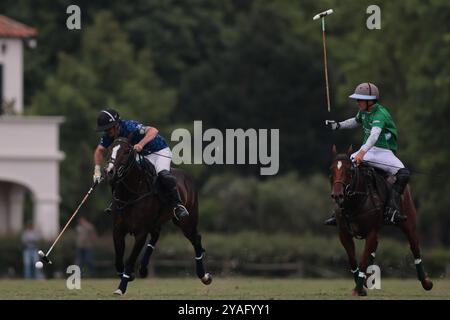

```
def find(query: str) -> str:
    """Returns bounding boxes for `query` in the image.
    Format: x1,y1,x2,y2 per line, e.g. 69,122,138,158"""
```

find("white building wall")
0,39,23,114
0,116,64,239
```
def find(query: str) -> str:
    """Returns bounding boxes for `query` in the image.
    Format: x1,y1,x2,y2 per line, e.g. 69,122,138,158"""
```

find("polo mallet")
38,180,101,265
313,9,334,112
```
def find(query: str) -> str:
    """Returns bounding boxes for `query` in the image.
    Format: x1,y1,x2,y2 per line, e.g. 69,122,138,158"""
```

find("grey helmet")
349,82,379,100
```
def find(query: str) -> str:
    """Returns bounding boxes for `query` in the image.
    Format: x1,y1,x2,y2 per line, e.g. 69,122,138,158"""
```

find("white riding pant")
351,146,404,175
141,147,173,174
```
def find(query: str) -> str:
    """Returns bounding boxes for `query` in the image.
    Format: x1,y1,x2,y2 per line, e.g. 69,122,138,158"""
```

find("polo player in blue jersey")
92,108,189,221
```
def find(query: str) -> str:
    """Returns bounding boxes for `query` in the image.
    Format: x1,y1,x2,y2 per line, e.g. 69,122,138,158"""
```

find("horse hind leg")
180,225,212,285
139,230,160,278
367,240,378,266
400,216,433,291
114,231,148,296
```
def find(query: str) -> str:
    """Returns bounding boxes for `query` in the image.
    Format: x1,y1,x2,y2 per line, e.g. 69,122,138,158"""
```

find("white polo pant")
143,147,173,174
351,146,404,175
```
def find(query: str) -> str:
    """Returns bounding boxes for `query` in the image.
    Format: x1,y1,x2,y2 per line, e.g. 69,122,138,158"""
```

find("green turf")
1,278,449,300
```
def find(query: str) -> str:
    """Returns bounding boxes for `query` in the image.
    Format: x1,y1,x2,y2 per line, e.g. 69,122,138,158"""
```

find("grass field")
0,278,449,300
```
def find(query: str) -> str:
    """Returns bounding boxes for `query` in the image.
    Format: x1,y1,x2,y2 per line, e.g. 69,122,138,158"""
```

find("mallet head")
38,250,53,265
313,9,334,20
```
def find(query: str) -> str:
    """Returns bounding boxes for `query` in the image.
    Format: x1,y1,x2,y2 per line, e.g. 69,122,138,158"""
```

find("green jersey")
355,103,398,152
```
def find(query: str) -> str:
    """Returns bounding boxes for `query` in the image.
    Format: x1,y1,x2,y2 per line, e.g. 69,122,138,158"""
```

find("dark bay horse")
330,145,433,296
105,137,212,295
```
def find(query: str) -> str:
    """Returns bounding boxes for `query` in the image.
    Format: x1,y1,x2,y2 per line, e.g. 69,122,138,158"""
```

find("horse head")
330,145,354,206
105,137,134,182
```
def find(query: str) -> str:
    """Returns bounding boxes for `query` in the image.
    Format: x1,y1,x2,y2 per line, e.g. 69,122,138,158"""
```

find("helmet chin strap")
365,100,375,111
114,123,121,138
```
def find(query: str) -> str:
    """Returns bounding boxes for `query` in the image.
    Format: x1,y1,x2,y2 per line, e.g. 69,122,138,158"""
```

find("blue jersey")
99,120,168,155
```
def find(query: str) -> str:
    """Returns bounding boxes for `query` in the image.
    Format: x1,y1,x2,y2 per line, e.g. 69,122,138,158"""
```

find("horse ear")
332,144,337,156
347,145,353,156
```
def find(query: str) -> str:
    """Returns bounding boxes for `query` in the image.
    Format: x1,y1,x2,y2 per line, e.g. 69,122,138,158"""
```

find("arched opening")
0,174,60,240
0,181,30,235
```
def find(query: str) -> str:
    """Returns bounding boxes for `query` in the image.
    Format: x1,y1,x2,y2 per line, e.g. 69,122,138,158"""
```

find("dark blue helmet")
96,108,120,132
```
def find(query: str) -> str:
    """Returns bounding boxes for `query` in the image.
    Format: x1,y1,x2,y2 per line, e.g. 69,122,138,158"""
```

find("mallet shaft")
322,20,331,113
46,181,98,257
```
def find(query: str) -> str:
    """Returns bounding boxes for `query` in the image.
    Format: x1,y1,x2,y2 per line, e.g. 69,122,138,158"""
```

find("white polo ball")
35,261,44,269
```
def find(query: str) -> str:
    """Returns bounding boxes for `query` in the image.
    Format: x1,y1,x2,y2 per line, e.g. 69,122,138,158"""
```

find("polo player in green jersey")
325,82,410,226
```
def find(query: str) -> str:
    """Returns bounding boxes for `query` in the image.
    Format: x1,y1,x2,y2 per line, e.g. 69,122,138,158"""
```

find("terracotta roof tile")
0,15,37,38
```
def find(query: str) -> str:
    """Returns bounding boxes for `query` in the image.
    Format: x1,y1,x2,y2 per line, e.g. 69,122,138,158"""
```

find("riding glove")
325,120,340,130
93,165,102,183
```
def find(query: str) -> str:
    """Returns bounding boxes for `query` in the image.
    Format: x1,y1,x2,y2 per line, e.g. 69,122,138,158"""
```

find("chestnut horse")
105,137,212,295
330,145,432,296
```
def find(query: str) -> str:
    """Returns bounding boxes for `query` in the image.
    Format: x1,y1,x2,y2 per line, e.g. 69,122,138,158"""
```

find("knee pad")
158,170,177,189
394,168,410,192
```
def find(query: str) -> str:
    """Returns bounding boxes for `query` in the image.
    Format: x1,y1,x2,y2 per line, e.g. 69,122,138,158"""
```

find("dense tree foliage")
2,0,448,242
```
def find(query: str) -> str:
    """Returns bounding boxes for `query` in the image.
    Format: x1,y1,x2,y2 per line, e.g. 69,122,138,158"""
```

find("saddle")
357,164,395,205
136,155,157,178
135,156,172,206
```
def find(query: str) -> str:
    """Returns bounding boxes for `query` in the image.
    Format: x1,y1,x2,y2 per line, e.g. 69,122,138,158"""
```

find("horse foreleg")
113,227,125,277
354,230,379,296
114,231,148,296
139,228,160,278
338,231,358,285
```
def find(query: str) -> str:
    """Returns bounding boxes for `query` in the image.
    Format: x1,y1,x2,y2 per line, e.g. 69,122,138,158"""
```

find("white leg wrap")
195,253,204,260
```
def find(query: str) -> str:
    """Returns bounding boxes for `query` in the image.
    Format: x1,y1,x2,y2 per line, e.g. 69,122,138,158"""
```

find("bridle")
106,138,154,211
331,155,367,205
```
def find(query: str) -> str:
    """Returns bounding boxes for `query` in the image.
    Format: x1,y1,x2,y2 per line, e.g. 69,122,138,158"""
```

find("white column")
34,198,59,240
0,39,23,114
9,184,25,233
0,182,9,234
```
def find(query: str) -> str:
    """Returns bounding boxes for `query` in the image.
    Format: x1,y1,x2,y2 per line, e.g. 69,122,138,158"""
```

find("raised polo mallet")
313,9,334,112
38,180,100,266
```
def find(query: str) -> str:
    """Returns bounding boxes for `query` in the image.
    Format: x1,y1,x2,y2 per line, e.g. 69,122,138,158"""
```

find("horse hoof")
113,289,124,296
201,273,212,285
422,278,433,291
352,288,367,296
139,266,148,278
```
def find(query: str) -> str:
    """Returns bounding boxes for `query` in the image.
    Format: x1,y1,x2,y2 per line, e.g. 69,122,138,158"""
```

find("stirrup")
324,216,337,226
104,203,113,214
384,208,406,225
173,204,189,221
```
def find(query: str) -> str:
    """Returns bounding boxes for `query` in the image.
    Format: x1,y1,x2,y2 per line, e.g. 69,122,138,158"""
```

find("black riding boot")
158,170,189,221
384,168,409,225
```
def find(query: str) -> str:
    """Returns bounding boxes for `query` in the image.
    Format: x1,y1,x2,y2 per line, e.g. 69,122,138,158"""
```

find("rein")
109,140,154,211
